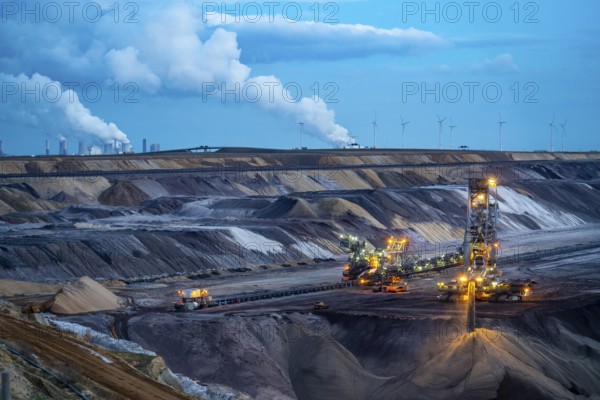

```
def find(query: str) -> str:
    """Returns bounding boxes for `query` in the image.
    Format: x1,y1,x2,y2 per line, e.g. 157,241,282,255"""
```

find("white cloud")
0,1,449,147
473,53,518,74
141,4,250,91
105,47,161,93
206,14,448,62
425,54,517,75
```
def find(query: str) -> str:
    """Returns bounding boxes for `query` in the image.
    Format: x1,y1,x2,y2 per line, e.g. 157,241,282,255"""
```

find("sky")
0,0,599,155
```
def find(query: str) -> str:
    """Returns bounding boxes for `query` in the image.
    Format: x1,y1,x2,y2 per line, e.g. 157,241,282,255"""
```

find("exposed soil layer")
0,156,599,282
0,313,189,400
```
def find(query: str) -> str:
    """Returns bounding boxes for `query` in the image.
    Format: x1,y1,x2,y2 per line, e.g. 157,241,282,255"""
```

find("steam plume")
0,73,129,144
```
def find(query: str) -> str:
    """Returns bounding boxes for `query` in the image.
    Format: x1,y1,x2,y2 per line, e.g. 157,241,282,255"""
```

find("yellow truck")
174,288,213,311
373,276,408,293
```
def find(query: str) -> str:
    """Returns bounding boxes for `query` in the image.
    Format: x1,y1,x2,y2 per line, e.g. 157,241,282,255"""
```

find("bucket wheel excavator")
437,178,534,303
341,232,464,283
341,235,410,283
340,235,371,281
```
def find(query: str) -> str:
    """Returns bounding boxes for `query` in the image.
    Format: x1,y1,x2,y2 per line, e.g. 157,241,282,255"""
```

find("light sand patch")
459,153,488,163
314,198,386,228
356,169,386,189
273,171,326,193
0,279,61,297
26,177,111,203
49,276,122,314
509,152,556,161
98,180,151,206
286,198,318,219
229,181,259,196
321,170,373,190
408,222,463,243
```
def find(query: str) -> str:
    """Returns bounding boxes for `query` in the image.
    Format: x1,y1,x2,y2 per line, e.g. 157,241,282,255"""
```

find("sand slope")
0,279,61,297
49,276,122,314
98,180,150,206
289,333,389,400
372,326,600,400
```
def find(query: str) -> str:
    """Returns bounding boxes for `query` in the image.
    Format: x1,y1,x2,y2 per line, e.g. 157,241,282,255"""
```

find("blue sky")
0,0,599,154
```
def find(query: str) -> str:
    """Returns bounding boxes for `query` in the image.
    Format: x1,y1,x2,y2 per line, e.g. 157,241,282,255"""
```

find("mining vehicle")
437,178,533,302
383,237,410,273
356,250,388,286
343,233,463,281
340,235,371,280
373,276,408,293
341,235,409,281
314,301,329,310
174,288,214,311
357,269,384,286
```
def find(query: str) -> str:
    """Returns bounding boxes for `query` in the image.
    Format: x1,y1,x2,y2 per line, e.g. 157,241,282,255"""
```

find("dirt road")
0,314,189,400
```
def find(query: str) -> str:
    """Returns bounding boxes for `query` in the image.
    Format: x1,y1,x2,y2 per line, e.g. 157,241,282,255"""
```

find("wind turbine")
449,119,457,149
372,112,378,149
560,119,568,152
549,114,556,152
400,116,410,149
437,114,447,149
498,114,507,151
298,122,304,149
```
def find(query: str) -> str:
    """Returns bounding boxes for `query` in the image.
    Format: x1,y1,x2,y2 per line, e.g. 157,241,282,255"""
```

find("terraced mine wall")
0,150,599,281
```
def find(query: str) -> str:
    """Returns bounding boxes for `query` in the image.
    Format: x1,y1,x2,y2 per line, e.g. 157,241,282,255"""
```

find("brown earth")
99,180,151,206
0,313,190,400
47,276,123,314
0,279,61,297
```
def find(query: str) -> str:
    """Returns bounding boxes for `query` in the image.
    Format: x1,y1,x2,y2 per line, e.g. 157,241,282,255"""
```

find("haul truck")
174,288,214,311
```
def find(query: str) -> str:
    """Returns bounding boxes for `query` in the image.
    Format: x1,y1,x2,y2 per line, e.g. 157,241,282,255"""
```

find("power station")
59,138,67,155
